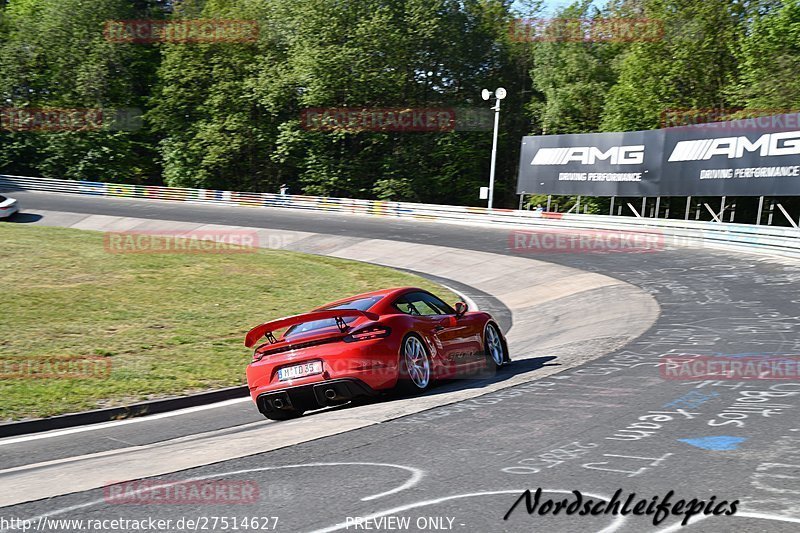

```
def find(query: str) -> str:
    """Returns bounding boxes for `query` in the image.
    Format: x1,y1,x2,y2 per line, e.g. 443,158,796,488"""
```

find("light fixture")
480,87,507,209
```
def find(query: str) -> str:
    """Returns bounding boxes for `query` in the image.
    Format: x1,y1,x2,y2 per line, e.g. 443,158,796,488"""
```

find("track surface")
3,191,800,532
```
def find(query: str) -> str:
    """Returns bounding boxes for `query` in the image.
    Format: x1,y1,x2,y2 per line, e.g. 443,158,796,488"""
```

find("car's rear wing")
244,309,379,348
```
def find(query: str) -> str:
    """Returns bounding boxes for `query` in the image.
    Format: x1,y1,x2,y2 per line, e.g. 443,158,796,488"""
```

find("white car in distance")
0,195,19,219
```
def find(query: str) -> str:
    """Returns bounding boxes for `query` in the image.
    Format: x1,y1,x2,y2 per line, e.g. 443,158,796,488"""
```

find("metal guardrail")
2,174,799,259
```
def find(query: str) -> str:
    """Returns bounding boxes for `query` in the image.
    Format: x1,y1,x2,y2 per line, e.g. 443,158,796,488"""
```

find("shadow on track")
4,212,42,223
299,356,559,419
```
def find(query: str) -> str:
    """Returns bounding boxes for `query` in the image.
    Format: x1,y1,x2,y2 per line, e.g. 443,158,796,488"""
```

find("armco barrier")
2,174,800,259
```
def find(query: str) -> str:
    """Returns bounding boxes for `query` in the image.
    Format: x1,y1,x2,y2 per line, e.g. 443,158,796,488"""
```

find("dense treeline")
0,0,798,207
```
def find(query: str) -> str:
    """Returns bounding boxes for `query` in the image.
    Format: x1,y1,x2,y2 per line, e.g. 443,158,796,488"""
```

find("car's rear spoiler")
244,309,379,348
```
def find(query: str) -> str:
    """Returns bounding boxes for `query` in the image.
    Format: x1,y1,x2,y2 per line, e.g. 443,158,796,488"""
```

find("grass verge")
0,224,456,420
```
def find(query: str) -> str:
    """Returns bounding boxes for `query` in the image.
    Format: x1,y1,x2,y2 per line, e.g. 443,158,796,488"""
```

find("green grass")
0,224,455,420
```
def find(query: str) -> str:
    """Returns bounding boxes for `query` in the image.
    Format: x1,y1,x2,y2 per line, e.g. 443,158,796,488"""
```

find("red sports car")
245,287,509,420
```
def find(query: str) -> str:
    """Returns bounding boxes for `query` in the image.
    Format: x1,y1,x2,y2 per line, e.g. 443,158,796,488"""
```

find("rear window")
0,196,6,202
284,296,383,336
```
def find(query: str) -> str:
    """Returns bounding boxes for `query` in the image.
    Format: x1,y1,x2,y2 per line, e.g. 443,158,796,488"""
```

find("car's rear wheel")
398,334,432,392
485,323,507,370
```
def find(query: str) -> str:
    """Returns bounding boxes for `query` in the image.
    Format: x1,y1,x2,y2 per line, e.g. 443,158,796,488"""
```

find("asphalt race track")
2,191,800,533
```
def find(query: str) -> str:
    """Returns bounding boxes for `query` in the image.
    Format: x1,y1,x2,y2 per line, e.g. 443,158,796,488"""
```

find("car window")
0,196,6,202
394,291,455,316
284,296,383,336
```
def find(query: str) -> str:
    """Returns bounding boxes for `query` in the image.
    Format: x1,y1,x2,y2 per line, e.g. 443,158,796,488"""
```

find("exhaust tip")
324,389,337,400
272,398,284,409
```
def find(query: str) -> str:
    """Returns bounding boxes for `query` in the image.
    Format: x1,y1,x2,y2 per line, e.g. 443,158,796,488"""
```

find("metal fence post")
768,199,775,225
756,196,764,225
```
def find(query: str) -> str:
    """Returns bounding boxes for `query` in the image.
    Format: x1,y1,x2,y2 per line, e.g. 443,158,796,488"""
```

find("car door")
394,291,482,377
423,293,485,372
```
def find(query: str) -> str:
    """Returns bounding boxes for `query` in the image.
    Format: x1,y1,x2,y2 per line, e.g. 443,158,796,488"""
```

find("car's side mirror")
454,301,468,318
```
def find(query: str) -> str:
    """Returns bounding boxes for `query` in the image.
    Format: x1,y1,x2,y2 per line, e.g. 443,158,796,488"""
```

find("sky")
512,0,607,16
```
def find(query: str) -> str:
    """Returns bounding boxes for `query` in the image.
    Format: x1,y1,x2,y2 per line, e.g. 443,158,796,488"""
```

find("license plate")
278,361,323,381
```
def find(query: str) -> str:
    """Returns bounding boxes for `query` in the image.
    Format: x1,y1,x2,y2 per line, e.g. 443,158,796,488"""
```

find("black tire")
263,408,304,421
396,333,433,393
484,322,507,371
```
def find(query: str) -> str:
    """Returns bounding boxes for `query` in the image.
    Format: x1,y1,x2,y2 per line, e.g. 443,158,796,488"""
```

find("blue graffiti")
663,390,719,409
678,436,746,451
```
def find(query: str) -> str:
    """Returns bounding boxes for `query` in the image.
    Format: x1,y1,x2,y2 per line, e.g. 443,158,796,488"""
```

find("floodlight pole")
488,98,501,209
482,87,506,209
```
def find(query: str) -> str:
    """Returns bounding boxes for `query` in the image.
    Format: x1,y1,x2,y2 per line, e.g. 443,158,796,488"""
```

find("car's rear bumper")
255,378,378,416
0,203,18,218
246,337,401,402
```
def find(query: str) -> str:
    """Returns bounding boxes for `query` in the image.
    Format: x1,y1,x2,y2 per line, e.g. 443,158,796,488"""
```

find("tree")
733,0,800,110
0,0,160,182
148,0,287,190
526,1,624,134
265,0,527,204
601,0,746,132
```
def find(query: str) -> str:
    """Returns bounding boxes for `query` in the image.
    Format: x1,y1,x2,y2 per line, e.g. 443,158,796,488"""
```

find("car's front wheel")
484,322,507,370
398,334,432,392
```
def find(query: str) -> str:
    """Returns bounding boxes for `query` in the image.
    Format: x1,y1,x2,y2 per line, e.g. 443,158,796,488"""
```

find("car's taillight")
344,325,391,342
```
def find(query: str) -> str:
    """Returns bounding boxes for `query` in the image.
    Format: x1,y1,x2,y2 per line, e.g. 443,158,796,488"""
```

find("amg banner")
517,113,800,196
